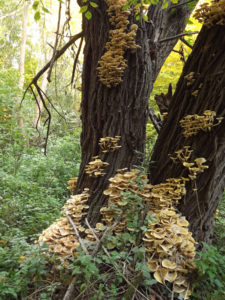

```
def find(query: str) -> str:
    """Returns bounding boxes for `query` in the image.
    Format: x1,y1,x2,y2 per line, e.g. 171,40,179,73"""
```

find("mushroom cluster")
38,189,89,256
184,72,195,86
183,157,208,180
194,0,225,27
144,179,196,299
99,136,121,153
99,168,151,234
180,110,223,137
97,0,140,87
85,156,109,177
169,146,193,164
67,177,78,194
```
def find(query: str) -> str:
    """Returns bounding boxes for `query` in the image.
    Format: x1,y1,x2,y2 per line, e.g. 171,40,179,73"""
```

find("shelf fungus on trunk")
38,189,89,256
85,156,109,177
99,136,121,153
97,0,141,88
67,177,78,194
194,0,225,27
180,110,223,137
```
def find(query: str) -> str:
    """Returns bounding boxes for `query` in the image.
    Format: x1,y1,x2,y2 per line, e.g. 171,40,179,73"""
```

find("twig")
91,213,123,257
159,31,199,43
30,85,41,135
65,210,89,255
63,278,77,300
22,31,83,102
180,37,193,49
71,36,84,85
85,219,149,300
148,107,162,133
47,1,62,82
34,83,51,155
169,0,195,10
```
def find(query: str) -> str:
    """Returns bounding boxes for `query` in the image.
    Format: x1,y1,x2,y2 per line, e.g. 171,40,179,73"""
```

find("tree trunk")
17,0,29,128
76,1,196,227
149,24,225,244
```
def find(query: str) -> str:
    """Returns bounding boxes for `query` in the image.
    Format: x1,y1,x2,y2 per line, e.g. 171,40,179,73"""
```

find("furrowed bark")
149,24,225,243
76,0,197,227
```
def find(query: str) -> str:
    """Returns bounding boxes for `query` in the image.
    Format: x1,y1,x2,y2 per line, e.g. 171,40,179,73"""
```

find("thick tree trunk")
76,1,196,226
149,24,225,244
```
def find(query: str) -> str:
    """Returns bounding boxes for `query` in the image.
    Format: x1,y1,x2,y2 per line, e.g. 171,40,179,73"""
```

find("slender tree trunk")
17,0,29,128
149,24,225,244
76,1,196,227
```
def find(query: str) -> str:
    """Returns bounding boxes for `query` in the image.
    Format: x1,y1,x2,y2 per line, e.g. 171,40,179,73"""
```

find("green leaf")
162,1,169,9
142,14,148,21
42,7,50,14
90,2,98,8
80,5,88,13
32,1,39,10
122,3,130,10
85,10,92,20
34,11,41,21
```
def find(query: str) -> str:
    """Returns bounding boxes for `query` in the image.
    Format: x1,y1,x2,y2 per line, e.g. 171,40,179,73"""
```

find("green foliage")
0,134,81,238
0,233,52,300
213,193,225,253
65,169,157,299
192,243,225,300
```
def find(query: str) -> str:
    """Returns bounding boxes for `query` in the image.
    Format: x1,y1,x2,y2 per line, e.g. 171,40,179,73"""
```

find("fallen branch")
65,210,89,255
91,213,123,257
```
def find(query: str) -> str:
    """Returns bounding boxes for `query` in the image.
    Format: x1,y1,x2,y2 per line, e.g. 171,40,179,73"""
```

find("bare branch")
159,31,199,43
47,1,62,82
91,213,123,257
65,210,89,255
0,8,21,20
180,37,193,49
148,107,162,133
23,31,83,94
71,36,84,85
170,0,196,10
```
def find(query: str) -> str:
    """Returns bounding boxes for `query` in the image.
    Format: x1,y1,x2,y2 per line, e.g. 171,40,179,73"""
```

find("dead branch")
47,1,62,82
65,210,89,255
71,36,83,85
180,37,193,49
159,31,199,43
22,31,83,97
91,213,123,257
148,108,162,133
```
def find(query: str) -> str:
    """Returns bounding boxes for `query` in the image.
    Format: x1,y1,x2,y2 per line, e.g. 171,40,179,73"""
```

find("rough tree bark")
75,0,196,226
149,24,225,244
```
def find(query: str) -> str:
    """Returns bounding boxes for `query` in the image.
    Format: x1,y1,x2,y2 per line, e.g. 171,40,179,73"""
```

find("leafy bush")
0,134,81,238
192,243,225,300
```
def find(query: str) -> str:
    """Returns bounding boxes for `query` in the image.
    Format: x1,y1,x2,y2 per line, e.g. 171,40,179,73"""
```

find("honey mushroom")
85,155,109,177
38,189,90,256
180,110,223,138
97,0,141,88
194,0,225,27
67,177,78,194
99,136,121,153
